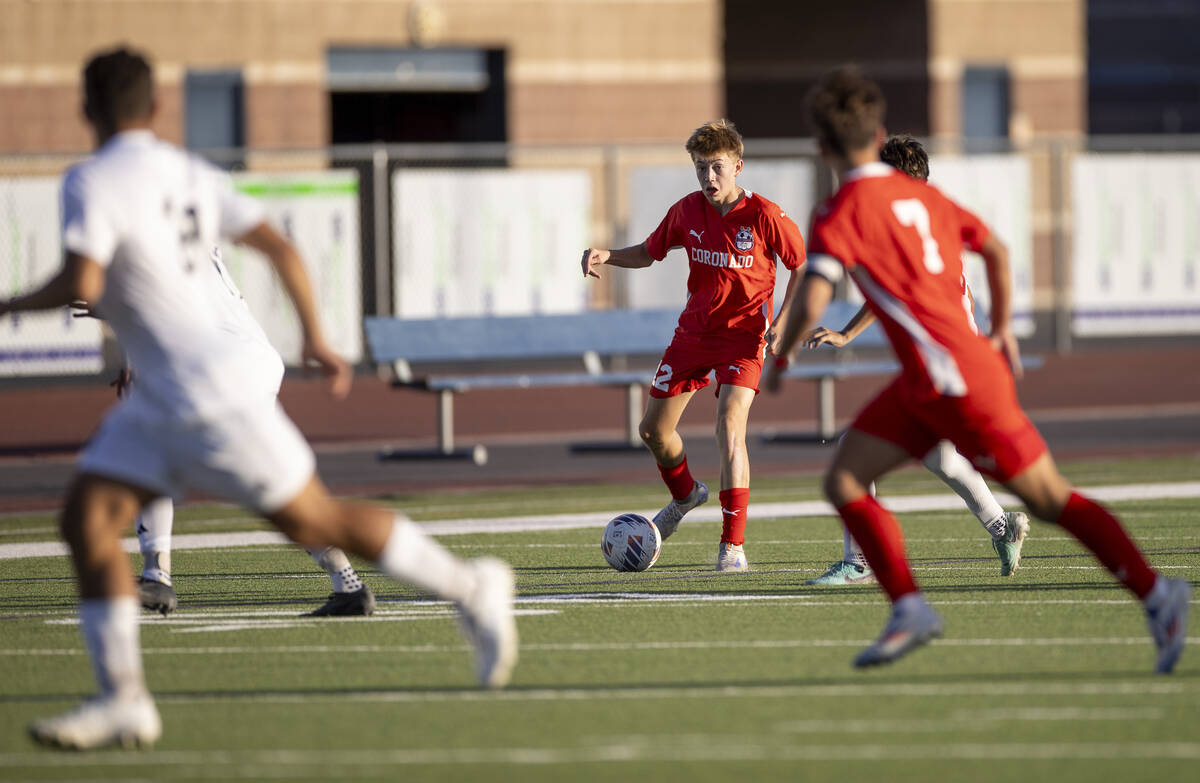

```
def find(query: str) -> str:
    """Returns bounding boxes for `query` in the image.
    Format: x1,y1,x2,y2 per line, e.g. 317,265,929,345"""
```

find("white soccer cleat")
716,542,749,572
28,693,161,750
1146,577,1191,674
653,481,709,540
991,511,1031,576
457,557,519,689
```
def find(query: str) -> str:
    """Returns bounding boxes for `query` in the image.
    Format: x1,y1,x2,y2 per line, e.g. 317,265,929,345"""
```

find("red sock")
658,456,695,501
837,494,918,601
1055,491,1157,599
719,488,749,545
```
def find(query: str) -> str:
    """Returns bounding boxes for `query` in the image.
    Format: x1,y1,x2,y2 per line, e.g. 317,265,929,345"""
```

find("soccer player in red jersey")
765,69,1189,671
802,134,1030,585
581,119,806,571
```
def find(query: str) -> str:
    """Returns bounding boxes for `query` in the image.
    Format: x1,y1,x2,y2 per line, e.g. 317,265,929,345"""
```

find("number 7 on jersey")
891,199,945,274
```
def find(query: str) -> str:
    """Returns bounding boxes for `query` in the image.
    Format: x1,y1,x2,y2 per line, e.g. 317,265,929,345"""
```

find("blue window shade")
962,66,1009,142
185,71,245,151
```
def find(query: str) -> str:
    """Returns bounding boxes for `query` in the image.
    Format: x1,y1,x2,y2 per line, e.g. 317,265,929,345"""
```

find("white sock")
308,547,364,593
137,497,174,584
79,597,148,700
376,517,476,603
921,441,1007,537
842,526,869,568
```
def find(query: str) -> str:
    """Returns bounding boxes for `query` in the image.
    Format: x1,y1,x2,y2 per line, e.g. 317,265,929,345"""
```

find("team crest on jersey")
734,226,755,251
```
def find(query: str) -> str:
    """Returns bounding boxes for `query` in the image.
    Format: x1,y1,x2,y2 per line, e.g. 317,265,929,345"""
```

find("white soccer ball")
601,513,662,572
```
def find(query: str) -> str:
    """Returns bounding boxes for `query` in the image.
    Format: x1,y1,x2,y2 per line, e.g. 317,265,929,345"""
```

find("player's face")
692,152,743,206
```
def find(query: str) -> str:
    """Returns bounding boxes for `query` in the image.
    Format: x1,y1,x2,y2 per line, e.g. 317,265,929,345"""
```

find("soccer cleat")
716,542,749,572
653,481,709,541
1146,577,1191,674
28,694,162,750
138,577,177,616
991,511,1031,576
854,594,944,668
806,560,877,586
457,558,519,689
306,586,376,617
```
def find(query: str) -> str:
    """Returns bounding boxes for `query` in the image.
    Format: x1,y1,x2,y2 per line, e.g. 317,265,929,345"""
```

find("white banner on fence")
623,160,816,315
928,154,1035,337
220,171,363,363
391,169,590,318
1072,154,1200,335
0,177,104,376
0,170,362,376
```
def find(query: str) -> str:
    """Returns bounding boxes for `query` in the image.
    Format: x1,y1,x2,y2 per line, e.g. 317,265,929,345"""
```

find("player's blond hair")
806,68,886,158
685,119,744,160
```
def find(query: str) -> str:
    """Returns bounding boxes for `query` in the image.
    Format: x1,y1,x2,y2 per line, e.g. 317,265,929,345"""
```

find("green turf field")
1,454,1197,782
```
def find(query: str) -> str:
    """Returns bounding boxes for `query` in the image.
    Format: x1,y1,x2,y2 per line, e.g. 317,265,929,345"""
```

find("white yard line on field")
3,480,1199,561
3,740,1200,771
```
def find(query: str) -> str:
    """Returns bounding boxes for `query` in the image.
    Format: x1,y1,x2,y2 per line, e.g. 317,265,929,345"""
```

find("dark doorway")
328,48,506,144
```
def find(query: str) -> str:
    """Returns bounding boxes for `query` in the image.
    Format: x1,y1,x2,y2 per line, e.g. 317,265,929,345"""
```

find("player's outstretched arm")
978,234,1022,378
581,244,654,279
804,303,876,349
0,253,105,318
236,223,352,398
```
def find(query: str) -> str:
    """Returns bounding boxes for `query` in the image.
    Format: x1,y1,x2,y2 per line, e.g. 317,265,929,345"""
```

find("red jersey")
644,190,805,342
808,163,1005,400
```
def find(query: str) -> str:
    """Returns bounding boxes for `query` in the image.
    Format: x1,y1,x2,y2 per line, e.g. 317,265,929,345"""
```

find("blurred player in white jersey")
110,246,375,618
801,135,1030,585
0,47,517,750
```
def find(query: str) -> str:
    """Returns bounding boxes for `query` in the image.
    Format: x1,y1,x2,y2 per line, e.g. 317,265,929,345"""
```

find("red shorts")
852,376,1047,482
649,333,764,398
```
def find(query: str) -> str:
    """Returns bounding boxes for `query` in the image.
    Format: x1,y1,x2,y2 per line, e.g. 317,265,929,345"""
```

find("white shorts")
78,398,316,514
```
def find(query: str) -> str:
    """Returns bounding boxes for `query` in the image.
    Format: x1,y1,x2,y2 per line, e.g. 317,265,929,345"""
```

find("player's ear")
874,127,887,149
734,157,744,176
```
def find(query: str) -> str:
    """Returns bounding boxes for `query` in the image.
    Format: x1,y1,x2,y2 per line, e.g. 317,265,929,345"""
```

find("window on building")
185,70,245,165
961,66,1010,150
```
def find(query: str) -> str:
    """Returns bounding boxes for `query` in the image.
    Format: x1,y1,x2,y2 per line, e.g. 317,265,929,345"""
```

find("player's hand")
762,355,788,394
302,339,353,399
580,248,610,279
990,327,1024,379
804,327,846,349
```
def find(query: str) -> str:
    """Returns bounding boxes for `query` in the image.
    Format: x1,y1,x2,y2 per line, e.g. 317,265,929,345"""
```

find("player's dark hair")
686,119,744,160
83,46,155,132
880,134,929,181
806,68,886,158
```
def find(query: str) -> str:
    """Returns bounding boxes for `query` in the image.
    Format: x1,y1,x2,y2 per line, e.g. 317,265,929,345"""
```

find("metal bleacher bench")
363,301,899,465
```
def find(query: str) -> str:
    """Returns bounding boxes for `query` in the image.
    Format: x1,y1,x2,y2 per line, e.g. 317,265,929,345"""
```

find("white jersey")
61,130,273,421
201,246,285,397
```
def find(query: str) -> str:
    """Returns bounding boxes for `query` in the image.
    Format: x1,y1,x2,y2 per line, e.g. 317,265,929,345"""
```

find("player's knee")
823,468,859,507
639,421,668,450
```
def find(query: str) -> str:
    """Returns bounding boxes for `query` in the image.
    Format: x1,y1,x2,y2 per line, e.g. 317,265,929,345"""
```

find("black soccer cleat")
138,578,178,617
306,586,376,617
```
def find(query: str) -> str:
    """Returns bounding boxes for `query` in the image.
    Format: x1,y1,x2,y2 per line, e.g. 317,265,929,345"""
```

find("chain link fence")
3,136,1200,380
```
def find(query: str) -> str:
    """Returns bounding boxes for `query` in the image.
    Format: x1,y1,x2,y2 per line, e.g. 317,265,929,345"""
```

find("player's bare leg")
641,392,708,541
714,384,754,571
1002,453,1190,673
29,475,162,750
267,475,517,687
825,430,944,667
